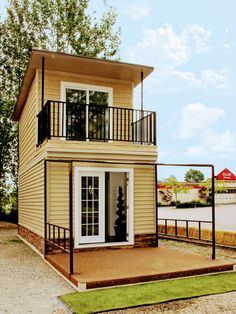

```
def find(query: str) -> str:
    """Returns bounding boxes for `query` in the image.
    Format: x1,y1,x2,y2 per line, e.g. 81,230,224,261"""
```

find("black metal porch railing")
45,223,70,253
158,218,213,243
37,100,156,145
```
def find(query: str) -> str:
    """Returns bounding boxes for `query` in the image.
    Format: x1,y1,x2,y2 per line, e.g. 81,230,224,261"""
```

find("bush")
170,201,180,207
158,202,163,207
0,209,18,224
177,201,211,208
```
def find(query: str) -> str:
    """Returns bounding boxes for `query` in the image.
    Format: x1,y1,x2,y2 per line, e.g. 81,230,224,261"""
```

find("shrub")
177,201,211,208
170,201,180,207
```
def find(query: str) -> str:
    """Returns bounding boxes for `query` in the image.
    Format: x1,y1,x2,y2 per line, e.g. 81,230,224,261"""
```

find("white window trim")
74,167,134,249
60,82,113,140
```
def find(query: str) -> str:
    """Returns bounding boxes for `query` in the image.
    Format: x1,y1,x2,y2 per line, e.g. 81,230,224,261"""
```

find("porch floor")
46,247,234,289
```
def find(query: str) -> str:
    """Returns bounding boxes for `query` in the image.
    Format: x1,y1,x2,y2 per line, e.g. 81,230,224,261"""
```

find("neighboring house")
13,49,157,259
215,168,236,204
158,167,236,205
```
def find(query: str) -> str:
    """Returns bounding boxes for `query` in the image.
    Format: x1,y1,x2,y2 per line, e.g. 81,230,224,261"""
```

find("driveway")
159,204,236,232
0,222,74,314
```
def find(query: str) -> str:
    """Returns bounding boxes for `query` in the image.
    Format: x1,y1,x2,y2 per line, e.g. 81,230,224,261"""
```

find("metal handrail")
46,222,70,253
37,100,156,145
158,218,213,243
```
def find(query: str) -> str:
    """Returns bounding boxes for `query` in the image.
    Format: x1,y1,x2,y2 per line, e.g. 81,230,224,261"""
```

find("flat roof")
12,48,154,120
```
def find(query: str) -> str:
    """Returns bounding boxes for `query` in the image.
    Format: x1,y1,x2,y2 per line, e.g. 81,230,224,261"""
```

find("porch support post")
41,57,45,109
69,161,74,275
44,159,47,256
141,71,144,111
155,164,158,247
211,165,216,259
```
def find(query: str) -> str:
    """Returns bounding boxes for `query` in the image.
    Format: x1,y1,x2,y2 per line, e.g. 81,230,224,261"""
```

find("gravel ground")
103,292,236,314
1,223,235,314
0,223,74,314
159,238,236,265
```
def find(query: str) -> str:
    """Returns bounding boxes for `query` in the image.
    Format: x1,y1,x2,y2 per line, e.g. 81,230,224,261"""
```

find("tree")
0,99,18,209
0,0,120,100
164,175,190,207
199,178,226,203
185,169,205,183
0,0,120,208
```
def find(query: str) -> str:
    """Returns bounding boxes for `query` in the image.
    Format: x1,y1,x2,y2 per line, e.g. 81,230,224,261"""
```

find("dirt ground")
0,222,74,314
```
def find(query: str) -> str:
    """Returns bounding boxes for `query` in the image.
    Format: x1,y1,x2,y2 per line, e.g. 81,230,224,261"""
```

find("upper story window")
61,82,113,140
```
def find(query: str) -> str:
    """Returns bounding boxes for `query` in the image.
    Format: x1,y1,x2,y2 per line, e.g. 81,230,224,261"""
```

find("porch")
46,246,233,290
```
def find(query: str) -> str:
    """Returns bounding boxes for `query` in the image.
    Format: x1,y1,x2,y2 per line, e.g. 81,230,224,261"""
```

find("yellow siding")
37,70,133,113
134,166,156,234
18,161,44,237
19,75,38,168
47,140,157,164
46,162,155,236
47,162,70,228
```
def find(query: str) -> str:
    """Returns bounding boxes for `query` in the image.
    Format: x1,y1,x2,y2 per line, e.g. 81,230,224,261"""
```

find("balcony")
37,100,156,146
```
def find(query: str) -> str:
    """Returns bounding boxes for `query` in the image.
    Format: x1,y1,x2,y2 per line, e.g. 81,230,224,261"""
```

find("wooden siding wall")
134,166,156,234
37,70,133,114
46,162,155,235
19,75,38,167
47,162,70,228
18,161,44,237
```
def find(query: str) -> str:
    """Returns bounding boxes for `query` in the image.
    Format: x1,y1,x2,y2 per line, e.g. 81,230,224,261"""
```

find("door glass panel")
89,91,109,105
80,175,100,238
88,91,109,140
66,88,86,140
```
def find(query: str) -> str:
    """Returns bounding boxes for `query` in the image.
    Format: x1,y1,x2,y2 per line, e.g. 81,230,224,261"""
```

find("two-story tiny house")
13,48,157,274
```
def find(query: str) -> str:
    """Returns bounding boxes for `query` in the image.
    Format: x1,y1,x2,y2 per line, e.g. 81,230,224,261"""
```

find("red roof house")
216,168,236,181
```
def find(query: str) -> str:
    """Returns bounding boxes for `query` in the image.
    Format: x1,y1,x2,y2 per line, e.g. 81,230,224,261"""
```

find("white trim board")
74,167,134,249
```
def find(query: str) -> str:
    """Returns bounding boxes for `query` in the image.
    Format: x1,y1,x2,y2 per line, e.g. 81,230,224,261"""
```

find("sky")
1,0,235,180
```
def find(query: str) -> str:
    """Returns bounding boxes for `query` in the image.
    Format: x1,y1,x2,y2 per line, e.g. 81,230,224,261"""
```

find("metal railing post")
69,162,74,275
44,160,47,256
155,164,158,246
212,166,216,259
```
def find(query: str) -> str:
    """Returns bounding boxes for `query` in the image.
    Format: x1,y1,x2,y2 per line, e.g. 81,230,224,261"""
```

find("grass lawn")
60,272,236,314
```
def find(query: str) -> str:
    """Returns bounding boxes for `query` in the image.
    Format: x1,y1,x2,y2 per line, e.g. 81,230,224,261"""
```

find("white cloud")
203,129,236,155
201,69,232,90
176,103,225,139
185,129,236,159
158,149,172,160
126,24,211,68
185,145,208,157
224,42,234,54
182,24,212,54
125,24,233,93
145,68,232,94
124,1,151,21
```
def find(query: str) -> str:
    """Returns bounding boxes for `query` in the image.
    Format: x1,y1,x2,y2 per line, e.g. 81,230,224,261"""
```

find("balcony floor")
46,247,233,290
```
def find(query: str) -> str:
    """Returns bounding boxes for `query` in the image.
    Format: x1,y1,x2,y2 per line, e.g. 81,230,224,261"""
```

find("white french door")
76,171,105,244
60,82,112,140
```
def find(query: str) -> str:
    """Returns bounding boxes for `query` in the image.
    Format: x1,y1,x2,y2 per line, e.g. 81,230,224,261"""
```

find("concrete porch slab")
46,247,234,289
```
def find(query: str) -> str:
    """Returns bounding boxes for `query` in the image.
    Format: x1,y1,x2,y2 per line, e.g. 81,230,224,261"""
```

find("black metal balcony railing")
38,100,156,145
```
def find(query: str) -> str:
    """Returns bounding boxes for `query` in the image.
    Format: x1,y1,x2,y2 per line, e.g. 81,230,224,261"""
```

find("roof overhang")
12,48,154,121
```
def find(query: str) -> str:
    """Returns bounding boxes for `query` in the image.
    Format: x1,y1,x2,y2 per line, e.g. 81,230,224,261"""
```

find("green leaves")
0,0,121,208
185,169,205,183
164,175,190,207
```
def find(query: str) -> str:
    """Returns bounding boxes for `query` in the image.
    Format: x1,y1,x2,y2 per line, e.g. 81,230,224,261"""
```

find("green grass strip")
60,272,236,314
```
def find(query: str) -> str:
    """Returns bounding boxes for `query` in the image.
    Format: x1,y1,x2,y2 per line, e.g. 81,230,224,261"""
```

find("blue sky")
1,0,235,180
